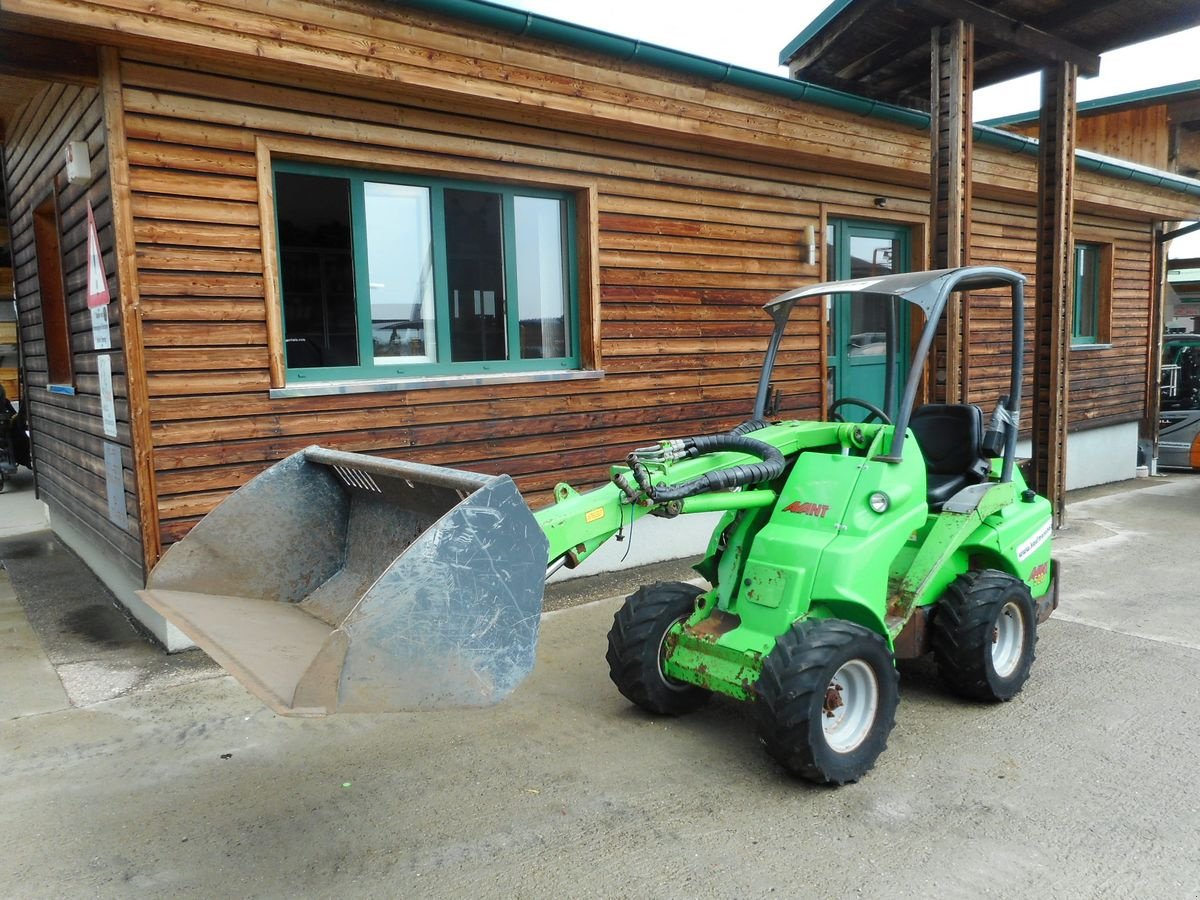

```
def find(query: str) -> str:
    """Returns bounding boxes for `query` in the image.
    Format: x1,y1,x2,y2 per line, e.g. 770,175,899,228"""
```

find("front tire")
753,618,899,785
606,582,709,715
932,569,1037,701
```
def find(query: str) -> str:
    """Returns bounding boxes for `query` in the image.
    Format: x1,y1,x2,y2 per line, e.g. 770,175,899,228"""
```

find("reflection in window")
848,235,900,357
274,163,579,380
445,189,507,363
365,183,435,364
515,196,567,360
1073,243,1100,345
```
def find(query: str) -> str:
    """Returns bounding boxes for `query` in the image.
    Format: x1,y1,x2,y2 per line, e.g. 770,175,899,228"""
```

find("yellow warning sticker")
585,507,605,523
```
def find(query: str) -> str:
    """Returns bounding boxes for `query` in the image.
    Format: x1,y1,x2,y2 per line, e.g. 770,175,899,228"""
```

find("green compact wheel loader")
140,265,1056,785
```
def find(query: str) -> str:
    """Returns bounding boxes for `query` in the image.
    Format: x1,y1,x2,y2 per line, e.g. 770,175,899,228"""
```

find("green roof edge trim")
975,124,1200,199
396,0,927,129
982,77,1200,128
777,0,854,66
394,1,1200,202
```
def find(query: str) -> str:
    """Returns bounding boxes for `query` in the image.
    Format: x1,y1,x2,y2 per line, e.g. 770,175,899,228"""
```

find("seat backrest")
909,404,985,476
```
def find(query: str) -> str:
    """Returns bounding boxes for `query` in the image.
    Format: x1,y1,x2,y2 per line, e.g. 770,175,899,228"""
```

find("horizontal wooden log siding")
4,82,145,576
106,33,1181,545
119,52,914,544
4,0,1196,219
967,198,1156,431
4,0,1189,552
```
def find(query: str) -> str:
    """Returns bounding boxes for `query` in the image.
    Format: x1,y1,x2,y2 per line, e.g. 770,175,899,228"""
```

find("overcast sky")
501,0,1200,118
500,0,1200,255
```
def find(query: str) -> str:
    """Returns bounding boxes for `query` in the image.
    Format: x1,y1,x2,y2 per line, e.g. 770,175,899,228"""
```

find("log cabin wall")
118,48,934,548
968,198,1157,432
3,81,144,579
1,0,1194,568
1007,105,1172,172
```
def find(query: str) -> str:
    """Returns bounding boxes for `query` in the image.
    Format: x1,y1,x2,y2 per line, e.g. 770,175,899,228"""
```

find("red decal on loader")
784,501,830,518
1030,562,1050,584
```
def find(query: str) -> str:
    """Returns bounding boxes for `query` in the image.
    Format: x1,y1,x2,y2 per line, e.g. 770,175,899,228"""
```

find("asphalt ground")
2,468,1199,898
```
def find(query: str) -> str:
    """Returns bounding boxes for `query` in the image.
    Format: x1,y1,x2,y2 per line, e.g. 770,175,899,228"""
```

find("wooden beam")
1031,61,1077,528
99,46,162,574
0,29,97,85
1143,225,1166,456
902,0,1101,77
253,138,286,390
784,0,887,71
1162,221,1200,243
929,19,973,403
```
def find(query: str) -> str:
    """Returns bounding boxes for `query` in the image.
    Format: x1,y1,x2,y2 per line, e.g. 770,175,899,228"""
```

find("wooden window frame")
1071,240,1114,348
31,189,75,393
255,138,602,395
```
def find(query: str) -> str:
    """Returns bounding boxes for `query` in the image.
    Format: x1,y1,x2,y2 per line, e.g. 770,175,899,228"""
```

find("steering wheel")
829,397,892,425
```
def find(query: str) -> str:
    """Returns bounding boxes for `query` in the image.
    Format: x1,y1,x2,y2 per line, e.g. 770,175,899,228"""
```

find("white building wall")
561,421,1143,583
1017,420,1139,491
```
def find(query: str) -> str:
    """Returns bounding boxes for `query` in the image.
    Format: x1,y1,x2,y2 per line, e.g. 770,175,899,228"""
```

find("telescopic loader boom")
140,266,1056,782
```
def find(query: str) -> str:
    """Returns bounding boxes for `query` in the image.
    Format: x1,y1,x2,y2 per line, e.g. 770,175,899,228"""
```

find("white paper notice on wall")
91,304,111,350
103,441,127,527
98,353,117,438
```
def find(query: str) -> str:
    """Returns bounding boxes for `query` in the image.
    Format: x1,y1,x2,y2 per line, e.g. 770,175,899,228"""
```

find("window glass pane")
847,235,898,357
364,182,436,364
1075,244,1098,340
276,172,358,368
445,188,507,362
514,196,567,360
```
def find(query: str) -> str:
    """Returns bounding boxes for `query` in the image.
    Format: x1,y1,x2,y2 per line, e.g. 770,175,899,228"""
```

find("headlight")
868,491,890,513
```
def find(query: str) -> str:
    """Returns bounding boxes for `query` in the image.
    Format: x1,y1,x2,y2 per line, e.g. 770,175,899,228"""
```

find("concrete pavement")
2,468,1199,898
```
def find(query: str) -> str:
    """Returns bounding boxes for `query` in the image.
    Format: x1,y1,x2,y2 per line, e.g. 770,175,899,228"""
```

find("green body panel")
533,418,1054,702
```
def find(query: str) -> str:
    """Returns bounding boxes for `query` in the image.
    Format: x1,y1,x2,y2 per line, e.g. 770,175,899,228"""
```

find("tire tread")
754,619,899,785
932,569,1037,701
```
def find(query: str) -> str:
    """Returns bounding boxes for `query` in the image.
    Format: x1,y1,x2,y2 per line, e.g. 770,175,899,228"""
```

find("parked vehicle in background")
1159,335,1200,470
0,384,30,490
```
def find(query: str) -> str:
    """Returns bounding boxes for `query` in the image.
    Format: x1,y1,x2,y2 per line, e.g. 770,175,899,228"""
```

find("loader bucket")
138,447,549,716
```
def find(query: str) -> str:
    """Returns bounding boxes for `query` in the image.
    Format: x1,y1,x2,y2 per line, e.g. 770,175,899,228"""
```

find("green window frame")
273,160,581,383
1072,242,1104,346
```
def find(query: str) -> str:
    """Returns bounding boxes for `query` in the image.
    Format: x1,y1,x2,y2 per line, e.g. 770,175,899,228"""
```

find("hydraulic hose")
729,418,771,436
628,433,785,503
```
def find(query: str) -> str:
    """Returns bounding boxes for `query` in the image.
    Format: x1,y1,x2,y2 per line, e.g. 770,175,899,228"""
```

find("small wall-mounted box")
65,140,91,185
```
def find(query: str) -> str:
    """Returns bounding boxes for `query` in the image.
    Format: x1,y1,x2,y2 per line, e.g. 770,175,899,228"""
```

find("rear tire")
932,569,1037,701
753,618,899,785
606,582,709,715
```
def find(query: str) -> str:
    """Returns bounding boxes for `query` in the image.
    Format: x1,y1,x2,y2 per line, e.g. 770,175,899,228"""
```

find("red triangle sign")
86,200,111,309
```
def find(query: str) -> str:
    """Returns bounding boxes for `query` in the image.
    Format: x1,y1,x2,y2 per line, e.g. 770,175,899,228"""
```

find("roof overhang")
780,0,1200,109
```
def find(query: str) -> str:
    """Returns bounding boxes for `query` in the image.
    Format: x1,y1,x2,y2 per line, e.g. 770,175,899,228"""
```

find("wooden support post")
1032,61,1076,528
1143,226,1167,459
929,20,973,403
99,46,163,575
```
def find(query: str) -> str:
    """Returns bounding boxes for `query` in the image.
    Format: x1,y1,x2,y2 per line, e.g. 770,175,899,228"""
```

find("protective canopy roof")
780,0,1200,109
763,266,1024,319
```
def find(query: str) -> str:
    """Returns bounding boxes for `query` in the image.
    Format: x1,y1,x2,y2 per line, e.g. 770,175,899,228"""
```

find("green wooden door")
826,219,911,420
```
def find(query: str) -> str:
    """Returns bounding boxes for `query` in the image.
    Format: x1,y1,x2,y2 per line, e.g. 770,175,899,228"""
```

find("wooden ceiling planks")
784,0,1200,106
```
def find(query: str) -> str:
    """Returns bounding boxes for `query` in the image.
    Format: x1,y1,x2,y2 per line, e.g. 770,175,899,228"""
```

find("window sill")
269,367,605,399
1070,343,1113,351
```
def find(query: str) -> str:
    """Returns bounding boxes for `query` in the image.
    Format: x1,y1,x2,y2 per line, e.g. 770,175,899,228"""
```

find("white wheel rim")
992,601,1025,678
822,659,879,754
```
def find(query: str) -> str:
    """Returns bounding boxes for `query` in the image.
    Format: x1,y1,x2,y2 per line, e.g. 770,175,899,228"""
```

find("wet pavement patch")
59,605,136,648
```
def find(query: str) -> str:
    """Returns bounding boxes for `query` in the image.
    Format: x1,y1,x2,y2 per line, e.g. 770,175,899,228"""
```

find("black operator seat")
909,404,992,510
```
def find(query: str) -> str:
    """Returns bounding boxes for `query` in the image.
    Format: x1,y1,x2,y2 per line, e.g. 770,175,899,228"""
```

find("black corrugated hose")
629,423,784,503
